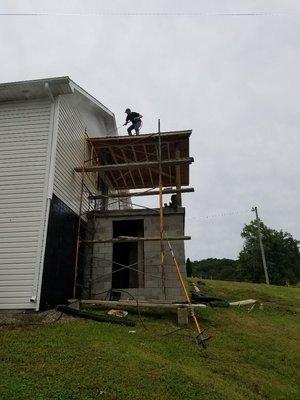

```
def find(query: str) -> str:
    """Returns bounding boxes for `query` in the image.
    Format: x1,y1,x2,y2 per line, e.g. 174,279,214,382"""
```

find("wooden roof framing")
76,130,193,190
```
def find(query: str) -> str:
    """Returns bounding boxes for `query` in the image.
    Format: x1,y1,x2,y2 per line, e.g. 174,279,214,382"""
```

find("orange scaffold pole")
158,119,166,298
165,238,212,347
156,120,210,347
73,133,87,298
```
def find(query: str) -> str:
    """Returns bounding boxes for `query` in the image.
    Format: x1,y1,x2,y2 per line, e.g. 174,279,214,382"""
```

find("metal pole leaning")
165,238,211,348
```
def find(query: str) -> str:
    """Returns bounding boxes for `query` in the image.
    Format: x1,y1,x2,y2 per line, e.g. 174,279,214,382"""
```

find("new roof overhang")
83,130,193,189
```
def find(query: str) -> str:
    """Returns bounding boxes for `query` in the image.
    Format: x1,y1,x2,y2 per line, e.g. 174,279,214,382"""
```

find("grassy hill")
0,280,299,400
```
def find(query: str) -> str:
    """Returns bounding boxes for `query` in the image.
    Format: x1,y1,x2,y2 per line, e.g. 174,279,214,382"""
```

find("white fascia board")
0,77,73,103
0,76,70,87
69,80,115,118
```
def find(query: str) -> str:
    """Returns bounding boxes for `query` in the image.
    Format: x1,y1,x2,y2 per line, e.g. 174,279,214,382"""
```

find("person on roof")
123,108,143,136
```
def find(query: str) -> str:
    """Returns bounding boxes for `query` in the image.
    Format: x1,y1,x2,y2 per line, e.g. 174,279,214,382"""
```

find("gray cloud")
0,0,299,260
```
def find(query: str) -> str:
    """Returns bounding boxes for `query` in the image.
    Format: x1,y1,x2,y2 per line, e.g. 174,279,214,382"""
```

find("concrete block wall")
91,218,113,296
84,208,188,302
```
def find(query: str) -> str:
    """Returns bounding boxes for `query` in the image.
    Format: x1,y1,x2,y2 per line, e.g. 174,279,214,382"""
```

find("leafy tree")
238,220,300,285
186,258,192,277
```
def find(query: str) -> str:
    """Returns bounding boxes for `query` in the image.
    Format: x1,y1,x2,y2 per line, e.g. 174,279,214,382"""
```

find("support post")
158,119,166,298
175,143,182,206
177,307,189,327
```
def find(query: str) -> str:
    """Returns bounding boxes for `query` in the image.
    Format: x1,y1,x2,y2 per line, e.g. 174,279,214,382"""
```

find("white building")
0,77,117,310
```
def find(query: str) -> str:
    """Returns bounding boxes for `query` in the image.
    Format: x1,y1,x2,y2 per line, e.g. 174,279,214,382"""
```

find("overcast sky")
1,0,299,260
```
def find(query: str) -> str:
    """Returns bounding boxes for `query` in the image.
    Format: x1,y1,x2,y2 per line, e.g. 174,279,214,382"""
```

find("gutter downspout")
45,82,54,103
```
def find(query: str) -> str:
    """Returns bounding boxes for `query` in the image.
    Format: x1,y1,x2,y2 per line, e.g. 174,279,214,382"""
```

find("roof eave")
69,80,114,118
0,76,73,103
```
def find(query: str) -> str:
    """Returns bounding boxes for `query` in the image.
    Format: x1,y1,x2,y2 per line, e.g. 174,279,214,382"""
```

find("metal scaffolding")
73,125,210,347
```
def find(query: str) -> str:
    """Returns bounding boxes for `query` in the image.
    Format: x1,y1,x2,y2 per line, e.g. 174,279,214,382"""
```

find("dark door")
40,195,84,308
112,219,144,289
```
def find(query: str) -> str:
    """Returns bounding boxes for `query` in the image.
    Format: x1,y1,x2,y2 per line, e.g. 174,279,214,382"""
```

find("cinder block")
103,282,112,290
148,288,164,299
84,209,187,303
165,281,182,289
177,307,189,327
165,288,185,301
145,266,160,275
145,280,162,288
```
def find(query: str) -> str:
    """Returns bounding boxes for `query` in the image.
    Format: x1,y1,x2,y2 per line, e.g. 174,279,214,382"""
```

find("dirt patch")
0,309,76,328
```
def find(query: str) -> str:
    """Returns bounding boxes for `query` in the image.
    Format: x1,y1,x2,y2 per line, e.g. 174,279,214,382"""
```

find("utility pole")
251,206,270,285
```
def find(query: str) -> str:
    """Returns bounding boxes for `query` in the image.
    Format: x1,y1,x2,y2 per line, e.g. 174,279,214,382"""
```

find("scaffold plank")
82,235,191,244
75,157,194,173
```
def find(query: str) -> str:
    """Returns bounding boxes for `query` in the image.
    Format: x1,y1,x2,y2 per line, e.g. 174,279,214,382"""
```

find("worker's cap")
125,108,131,113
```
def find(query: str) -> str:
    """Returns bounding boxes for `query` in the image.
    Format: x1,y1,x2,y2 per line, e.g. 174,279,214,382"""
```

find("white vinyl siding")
53,95,87,214
0,99,51,309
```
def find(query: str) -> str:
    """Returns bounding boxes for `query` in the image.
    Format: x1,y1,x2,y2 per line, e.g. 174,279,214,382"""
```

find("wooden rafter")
108,147,127,188
108,148,133,185
144,143,154,187
131,145,145,187
111,145,149,185
82,130,193,190
119,147,136,188
112,144,158,186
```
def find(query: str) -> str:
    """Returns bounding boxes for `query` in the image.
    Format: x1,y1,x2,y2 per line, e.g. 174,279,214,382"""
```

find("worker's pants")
128,120,141,135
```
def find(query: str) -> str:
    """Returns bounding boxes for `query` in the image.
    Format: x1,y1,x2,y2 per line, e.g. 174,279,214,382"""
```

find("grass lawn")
0,280,299,400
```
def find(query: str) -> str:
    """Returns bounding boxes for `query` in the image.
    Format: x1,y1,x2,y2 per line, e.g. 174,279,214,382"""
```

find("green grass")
0,280,299,400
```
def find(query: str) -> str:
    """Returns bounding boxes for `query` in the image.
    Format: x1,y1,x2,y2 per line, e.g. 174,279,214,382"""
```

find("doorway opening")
112,219,144,289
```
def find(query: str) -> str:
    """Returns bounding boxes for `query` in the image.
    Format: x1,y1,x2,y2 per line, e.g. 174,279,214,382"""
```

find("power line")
186,209,252,220
0,12,296,17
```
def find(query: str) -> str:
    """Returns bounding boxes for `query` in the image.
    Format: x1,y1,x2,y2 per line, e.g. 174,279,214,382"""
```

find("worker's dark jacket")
126,112,141,124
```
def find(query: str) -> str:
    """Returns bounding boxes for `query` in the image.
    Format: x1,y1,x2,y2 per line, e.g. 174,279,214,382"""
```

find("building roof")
0,76,114,117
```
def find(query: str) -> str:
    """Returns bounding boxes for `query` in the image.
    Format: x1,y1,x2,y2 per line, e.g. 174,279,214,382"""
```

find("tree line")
187,220,300,286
